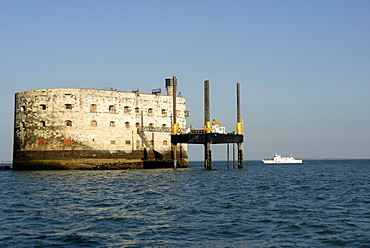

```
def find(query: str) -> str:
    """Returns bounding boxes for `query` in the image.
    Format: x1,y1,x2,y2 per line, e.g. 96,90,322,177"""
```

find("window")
110,140,116,145
162,109,167,115
91,120,97,127
125,140,131,145
185,110,190,117
135,107,140,113
149,123,154,128
21,106,26,111
21,122,25,128
125,122,130,128
136,122,140,128
109,105,115,112
148,108,153,115
39,121,45,127
163,140,168,145
124,106,130,113
150,140,154,146
39,104,46,110
90,104,97,112
65,120,72,127
65,104,72,110
162,124,167,128
110,121,115,127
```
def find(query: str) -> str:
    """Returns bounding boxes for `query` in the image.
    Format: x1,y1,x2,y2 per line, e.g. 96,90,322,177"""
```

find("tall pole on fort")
172,76,178,169
236,82,244,168
204,80,212,169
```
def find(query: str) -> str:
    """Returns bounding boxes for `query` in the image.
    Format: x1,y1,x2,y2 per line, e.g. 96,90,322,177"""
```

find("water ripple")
1,160,370,247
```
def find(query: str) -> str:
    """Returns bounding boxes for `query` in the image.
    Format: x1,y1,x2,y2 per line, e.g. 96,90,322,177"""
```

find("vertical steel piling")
236,82,244,169
204,80,212,169
172,76,178,169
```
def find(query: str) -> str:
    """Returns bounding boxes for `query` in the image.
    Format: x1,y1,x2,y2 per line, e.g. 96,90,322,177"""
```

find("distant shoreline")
0,158,369,164
190,158,370,162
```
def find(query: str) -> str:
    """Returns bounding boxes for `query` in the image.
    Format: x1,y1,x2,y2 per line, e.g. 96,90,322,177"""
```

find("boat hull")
262,160,302,164
262,153,303,164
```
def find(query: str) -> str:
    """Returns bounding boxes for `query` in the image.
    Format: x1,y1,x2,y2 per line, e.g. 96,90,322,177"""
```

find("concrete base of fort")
12,150,188,170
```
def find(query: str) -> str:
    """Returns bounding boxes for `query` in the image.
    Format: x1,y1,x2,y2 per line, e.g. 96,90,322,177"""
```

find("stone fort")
13,78,188,170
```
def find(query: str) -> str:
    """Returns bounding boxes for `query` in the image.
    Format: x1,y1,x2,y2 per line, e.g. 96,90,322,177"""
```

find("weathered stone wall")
13,87,188,170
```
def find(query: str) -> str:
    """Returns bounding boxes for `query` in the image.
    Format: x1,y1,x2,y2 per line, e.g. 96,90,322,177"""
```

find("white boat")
262,153,302,164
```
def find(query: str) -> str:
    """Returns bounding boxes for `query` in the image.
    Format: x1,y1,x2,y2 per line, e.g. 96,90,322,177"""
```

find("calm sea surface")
1,160,370,247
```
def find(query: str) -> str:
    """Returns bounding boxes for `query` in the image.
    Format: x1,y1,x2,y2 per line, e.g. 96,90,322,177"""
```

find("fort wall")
13,86,188,170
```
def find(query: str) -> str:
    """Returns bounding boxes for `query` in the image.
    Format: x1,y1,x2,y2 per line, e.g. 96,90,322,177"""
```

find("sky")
1,0,369,161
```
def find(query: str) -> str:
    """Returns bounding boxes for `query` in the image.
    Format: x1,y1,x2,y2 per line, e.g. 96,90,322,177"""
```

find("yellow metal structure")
204,121,211,133
236,122,243,135
172,123,178,135
212,119,221,131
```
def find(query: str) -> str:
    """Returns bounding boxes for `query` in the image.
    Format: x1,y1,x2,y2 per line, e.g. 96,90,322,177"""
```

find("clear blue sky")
1,0,369,161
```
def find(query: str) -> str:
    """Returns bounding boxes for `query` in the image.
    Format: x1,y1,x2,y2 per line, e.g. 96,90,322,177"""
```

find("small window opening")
125,122,130,128
162,109,167,115
91,120,97,127
125,140,131,145
110,140,116,145
65,120,72,127
110,121,115,127
148,108,153,114
124,106,130,113
39,121,46,127
163,140,168,145
135,107,140,113
90,104,97,112
65,104,72,110
109,105,115,112
39,104,46,110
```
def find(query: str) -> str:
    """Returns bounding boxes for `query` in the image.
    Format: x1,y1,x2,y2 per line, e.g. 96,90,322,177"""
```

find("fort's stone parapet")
13,82,188,170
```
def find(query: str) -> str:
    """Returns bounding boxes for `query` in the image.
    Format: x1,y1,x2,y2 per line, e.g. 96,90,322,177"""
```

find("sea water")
1,160,370,247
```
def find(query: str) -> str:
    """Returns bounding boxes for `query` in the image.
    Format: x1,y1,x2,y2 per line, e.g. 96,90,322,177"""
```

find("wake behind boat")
262,153,302,164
